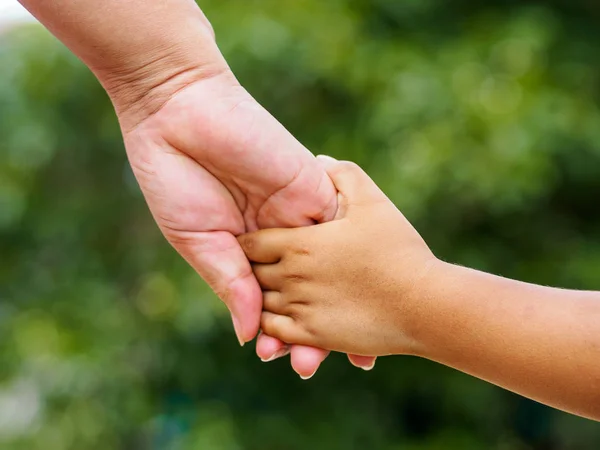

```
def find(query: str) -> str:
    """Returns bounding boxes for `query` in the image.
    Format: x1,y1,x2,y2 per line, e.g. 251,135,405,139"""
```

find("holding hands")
120,65,379,377
16,0,600,421
239,156,437,358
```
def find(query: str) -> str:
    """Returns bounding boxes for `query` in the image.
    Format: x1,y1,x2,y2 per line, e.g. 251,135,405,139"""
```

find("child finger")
261,311,306,345
238,229,295,263
262,290,287,315
252,263,284,291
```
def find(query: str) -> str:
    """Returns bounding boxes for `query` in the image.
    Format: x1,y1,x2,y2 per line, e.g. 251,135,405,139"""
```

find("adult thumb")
316,155,386,213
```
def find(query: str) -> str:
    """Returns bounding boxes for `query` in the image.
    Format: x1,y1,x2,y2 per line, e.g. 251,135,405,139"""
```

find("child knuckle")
285,302,304,320
290,294,310,307
300,319,318,339
283,271,307,283
292,245,311,257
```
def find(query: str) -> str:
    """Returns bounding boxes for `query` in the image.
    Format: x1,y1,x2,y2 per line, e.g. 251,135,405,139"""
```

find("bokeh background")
1,0,600,448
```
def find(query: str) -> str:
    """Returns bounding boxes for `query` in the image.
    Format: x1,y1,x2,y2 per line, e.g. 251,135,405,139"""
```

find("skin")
17,0,377,376
239,156,600,421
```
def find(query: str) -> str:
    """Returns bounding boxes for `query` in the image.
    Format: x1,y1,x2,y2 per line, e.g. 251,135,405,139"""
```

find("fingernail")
316,154,337,162
261,346,290,362
300,370,316,381
361,361,376,371
231,314,245,347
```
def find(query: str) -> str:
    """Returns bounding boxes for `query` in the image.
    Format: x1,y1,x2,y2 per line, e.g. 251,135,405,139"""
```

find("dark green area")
1,0,599,448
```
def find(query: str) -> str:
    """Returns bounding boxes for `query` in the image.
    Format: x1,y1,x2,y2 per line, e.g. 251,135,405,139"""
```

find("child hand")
238,157,439,357
240,157,600,419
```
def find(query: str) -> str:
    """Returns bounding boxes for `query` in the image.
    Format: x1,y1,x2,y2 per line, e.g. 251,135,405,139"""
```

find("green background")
1,0,600,448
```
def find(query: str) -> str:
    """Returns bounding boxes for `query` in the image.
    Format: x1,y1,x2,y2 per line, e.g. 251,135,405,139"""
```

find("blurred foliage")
1,0,600,448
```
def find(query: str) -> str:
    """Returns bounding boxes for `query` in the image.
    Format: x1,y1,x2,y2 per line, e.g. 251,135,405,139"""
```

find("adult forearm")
19,0,232,128
412,262,600,420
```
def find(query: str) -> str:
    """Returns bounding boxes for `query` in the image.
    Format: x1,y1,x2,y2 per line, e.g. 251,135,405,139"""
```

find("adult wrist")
96,21,235,132
20,0,233,131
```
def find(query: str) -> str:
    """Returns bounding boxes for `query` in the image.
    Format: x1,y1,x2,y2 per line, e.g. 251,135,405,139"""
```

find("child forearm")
411,262,600,420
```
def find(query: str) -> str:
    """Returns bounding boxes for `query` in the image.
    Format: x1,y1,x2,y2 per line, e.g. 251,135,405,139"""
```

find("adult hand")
120,70,377,377
18,0,376,376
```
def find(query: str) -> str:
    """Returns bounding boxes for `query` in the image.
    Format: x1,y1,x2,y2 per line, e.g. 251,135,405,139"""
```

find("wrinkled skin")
121,72,377,376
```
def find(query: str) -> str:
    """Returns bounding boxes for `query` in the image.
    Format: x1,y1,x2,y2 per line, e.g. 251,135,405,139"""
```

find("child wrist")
399,258,453,358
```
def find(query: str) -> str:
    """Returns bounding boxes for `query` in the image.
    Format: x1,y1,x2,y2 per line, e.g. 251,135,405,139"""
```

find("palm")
122,74,375,375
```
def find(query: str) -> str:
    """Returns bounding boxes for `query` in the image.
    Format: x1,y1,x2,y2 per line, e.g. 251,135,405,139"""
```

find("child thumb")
316,155,385,207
